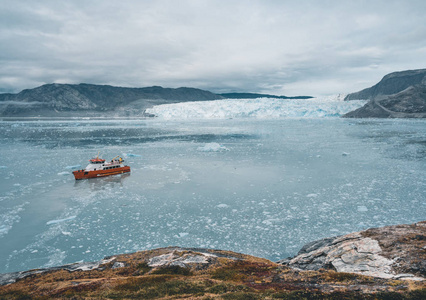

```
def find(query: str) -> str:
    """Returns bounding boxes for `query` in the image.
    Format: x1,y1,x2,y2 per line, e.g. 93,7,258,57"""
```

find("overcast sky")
1,0,425,96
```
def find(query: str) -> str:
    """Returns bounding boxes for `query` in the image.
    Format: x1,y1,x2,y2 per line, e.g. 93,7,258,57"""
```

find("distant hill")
220,92,312,99
0,84,315,117
344,69,426,118
0,83,224,117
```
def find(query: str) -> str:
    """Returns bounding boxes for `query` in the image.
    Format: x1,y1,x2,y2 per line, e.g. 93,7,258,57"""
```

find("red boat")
73,155,131,180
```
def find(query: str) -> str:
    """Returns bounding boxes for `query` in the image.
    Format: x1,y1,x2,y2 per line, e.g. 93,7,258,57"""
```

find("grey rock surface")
278,221,426,280
0,256,116,286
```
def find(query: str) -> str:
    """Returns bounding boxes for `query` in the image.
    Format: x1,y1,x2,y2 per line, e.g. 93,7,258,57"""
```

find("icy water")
0,116,425,273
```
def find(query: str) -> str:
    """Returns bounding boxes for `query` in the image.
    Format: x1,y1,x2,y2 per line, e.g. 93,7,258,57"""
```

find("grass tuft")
151,265,192,276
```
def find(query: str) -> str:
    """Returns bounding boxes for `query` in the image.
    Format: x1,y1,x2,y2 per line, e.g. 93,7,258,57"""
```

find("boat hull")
73,166,131,180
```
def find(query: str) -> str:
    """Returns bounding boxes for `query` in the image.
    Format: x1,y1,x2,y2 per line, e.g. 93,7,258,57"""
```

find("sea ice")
1,117,425,274
216,204,229,208
124,153,141,157
357,206,369,212
46,216,77,225
0,225,9,234
65,165,81,170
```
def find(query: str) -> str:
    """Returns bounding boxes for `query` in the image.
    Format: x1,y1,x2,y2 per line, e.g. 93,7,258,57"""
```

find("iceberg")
145,96,367,120
197,143,229,152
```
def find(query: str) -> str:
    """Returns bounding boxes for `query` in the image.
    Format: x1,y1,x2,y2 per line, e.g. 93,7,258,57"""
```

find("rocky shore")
279,221,426,280
0,222,424,299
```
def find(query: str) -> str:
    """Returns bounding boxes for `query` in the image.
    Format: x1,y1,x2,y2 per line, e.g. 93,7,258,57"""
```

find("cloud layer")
1,0,426,95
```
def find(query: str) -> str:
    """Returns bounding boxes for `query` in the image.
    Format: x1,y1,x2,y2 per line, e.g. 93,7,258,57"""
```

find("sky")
1,0,425,96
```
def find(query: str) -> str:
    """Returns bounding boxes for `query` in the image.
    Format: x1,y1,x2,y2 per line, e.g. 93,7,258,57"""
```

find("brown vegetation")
0,247,424,299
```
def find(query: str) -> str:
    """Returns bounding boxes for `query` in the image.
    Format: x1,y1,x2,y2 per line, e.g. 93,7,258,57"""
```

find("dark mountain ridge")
0,83,224,116
220,92,312,99
344,68,426,118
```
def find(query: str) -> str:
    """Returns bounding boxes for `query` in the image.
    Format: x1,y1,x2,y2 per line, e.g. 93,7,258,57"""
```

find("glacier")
145,95,367,119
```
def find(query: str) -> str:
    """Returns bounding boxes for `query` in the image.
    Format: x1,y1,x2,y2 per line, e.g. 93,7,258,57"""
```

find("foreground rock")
0,223,425,299
279,221,426,280
344,69,426,118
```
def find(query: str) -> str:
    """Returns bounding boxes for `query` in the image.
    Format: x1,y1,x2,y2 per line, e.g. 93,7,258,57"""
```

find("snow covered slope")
145,95,367,119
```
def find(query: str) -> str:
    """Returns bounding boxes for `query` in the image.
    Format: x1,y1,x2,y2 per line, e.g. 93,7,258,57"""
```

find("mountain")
0,83,224,117
344,69,426,118
220,92,312,99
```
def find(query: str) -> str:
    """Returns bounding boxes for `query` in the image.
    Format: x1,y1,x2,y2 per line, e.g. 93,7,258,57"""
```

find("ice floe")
357,206,369,212
197,142,229,152
65,165,81,170
46,216,77,225
216,204,229,208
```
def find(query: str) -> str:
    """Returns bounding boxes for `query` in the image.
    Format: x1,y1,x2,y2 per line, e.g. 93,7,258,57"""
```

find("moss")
136,262,152,275
221,292,262,300
113,275,170,291
0,290,34,300
123,279,206,299
211,267,241,281
320,271,361,282
207,283,253,294
211,261,273,282
407,289,426,300
151,265,193,276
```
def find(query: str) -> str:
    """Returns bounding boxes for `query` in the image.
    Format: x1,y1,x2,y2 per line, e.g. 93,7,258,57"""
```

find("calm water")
0,118,425,273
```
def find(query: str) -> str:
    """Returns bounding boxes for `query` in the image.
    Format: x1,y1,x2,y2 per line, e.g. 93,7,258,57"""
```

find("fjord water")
0,115,425,273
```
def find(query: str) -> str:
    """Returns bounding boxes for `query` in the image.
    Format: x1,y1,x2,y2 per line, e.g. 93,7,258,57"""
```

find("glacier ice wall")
145,95,367,119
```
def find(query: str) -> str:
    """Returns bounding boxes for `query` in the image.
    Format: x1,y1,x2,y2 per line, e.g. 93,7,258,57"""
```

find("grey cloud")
1,0,426,96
